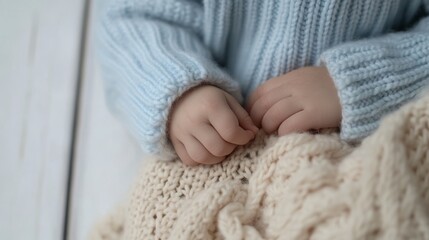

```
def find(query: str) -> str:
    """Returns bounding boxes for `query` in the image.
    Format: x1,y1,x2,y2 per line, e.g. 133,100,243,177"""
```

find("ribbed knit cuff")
320,28,429,142
102,53,242,161
98,13,242,161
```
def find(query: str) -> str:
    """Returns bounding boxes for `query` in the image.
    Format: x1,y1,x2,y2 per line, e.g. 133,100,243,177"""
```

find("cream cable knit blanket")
91,91,429,240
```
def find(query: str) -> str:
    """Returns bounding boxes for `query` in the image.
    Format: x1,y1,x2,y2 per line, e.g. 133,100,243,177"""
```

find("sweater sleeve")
97,0,241,160
320,2,429,142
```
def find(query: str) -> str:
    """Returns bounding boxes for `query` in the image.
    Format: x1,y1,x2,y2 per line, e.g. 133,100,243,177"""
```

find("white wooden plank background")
0,0,85,239
67,1,144,239
0,0,145,239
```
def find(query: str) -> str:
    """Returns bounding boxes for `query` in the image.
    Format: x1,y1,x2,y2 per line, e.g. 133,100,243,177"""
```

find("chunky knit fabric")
97,0,429,159
90,89,429,240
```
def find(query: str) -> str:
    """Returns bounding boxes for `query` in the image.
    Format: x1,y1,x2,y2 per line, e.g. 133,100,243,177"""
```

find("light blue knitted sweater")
98,0,429,159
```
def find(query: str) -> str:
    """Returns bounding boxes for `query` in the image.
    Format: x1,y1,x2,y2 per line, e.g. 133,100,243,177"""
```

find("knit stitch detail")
98,0,242,159
91,89,429,240
98,0,429,157
321,16,429,141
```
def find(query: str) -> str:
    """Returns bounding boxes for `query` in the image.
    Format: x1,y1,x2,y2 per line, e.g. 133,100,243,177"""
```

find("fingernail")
246,129,254,135
248,130,256,140
251,125,259,134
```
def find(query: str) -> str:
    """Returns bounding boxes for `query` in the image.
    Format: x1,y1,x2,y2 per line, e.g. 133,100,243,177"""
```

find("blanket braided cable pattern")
91,91,429,240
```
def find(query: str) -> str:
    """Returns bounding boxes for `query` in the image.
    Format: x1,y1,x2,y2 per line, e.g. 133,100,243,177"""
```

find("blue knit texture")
97,0,429,159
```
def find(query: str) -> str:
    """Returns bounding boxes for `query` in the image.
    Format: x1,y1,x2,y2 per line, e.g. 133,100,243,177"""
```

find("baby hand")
247,66,341,136
169,85,258,166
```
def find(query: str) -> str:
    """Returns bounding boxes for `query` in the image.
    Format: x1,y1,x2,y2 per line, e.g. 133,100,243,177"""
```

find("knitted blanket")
91,90,429,240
